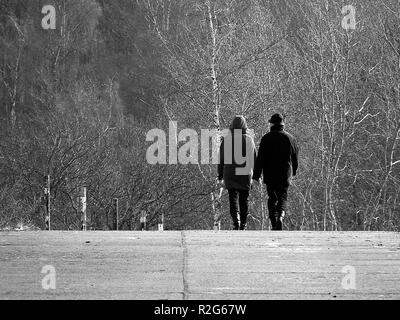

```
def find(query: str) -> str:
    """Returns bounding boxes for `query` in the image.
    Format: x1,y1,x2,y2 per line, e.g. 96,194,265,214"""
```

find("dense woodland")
0,0,399,231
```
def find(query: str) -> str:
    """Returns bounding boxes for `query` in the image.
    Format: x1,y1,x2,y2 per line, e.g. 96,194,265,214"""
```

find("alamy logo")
41,265,56,290
341,5,356,30
146,122,254,175
42,5,56,30
341,265,356,290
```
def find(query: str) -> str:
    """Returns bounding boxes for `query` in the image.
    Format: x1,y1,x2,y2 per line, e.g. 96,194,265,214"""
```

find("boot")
239,223,247,231
231,213,240,230
269,214,277,230
275,210,285,231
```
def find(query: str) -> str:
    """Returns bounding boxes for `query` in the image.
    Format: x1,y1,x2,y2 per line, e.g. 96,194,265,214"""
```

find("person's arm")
291,138,299,176
218,138,224,181
253,136,265,181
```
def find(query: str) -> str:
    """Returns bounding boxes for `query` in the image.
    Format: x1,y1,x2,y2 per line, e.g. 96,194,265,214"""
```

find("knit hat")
269,113,284,125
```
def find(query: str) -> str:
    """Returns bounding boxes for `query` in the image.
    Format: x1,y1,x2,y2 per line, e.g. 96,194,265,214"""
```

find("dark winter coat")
218,116,257,191
253,124,299,186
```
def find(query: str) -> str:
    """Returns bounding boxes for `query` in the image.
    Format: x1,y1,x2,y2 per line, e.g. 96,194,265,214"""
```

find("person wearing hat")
218,115,257,230
253,113,299,230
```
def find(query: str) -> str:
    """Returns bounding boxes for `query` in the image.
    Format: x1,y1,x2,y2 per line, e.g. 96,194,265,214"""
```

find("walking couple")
217,113,299,231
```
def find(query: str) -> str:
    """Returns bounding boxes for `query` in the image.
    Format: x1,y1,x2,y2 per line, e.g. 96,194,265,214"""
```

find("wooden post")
80,187,87,231
113,198,119,231
158,213,164,231
44,175,51,231
140,210,147,231
211,186,223,231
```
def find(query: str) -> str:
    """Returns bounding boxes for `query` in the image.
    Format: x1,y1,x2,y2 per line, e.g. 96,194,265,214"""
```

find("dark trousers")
228,189,249,230
266,183,289,230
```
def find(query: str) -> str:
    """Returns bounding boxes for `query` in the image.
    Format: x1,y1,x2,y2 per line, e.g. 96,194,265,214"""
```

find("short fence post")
140,210,147,231
158,213,164,231
44,175,51,231
80,187,87,231
113,198,119,231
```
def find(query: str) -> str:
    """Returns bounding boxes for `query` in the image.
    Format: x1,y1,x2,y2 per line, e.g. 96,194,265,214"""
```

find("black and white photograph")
0,0,400,308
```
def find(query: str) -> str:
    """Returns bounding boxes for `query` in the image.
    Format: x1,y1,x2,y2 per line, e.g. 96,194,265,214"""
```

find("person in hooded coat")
218,116,257,230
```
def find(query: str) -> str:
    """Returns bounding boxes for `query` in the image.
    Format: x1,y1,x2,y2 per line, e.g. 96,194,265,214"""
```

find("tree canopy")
1,0,399,231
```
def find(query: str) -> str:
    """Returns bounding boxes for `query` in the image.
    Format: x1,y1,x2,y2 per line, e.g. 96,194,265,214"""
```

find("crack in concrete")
181,231,189,300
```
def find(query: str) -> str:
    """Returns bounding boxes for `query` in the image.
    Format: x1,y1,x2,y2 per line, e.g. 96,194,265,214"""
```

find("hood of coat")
229,115,248,134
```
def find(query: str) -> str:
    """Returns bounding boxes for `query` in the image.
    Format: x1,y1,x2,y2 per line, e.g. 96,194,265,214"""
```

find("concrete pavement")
1,231,400,299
